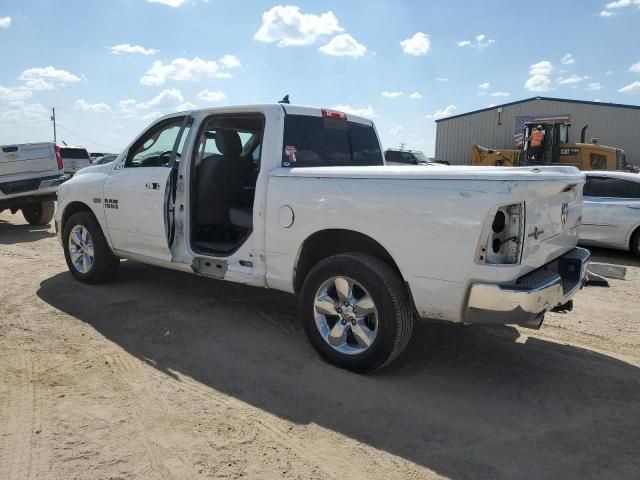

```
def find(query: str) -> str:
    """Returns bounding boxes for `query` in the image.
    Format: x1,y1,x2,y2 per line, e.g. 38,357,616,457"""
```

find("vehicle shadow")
0,218,56,244
37,262,640,480
585,246,640,268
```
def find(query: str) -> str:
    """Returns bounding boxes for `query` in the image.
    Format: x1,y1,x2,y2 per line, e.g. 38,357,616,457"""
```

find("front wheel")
22,201,55,226
300,253,414,373
62,211,119,284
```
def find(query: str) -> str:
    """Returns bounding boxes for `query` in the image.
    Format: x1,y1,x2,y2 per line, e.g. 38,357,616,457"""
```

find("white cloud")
74,99,111,113
388,125,404,136
0,16,11,29
586,82,602,91
18,66,82,88
117,99,138,115
0,102,48,123
490,92,510,97
478,82,490,90
318,33,366,57
140,56,238,85
606,0,640,8
525,60,553,92
557,74,589,85
400,32,431,56
142,111,163,121
110,43,158,56
427,105,457,119
600,0,640,16
331,104,376,117
0,85,33,101
139,88,184,108
561,53,575,65
22,78,55,91
435,77,448,82
381,91,403,98
197,89,227,102
118,89,187,117
254,5,342,47
630,62,640,73
218,54,241,69
606,70,614,75
177,102,197,111
409,92,422,99
619,81,640,94
457,33,495,48
146,0,187,6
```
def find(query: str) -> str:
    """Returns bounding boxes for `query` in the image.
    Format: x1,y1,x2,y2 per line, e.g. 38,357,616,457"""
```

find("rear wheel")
300,253,414,373
631,229,640,259
62,211,119,283
21,201,55,226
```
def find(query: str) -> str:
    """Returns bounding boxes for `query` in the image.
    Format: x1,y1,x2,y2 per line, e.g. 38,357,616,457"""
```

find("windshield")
412,152,430,163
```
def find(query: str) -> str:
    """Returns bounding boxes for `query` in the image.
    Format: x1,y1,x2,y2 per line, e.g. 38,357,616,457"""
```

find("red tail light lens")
321,108,347,120
55,145,64,170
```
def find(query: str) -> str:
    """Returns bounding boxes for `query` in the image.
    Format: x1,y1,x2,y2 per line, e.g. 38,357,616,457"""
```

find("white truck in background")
1,142,64,225
55,104,591,372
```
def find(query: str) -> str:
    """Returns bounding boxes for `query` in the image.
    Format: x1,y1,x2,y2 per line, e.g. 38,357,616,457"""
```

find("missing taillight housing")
477,203,524,265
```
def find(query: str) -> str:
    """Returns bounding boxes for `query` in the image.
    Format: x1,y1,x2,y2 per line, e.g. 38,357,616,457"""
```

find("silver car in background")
580,171,640,257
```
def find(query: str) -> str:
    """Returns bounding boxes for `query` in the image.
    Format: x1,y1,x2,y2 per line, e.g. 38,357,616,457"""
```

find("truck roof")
158,103,375,126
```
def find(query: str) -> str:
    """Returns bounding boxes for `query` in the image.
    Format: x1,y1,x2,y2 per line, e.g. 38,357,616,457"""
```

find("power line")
55,124,121,151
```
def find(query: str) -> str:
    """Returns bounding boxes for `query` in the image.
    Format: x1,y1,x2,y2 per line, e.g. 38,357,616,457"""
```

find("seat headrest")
215,129,242,156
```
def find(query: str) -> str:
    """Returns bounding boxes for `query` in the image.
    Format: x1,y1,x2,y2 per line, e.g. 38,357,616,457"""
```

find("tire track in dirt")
0,353,39,480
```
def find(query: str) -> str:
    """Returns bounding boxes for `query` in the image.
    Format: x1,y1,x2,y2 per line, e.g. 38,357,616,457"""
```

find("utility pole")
50,107,57,144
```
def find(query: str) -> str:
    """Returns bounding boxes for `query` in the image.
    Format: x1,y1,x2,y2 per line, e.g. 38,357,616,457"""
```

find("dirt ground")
1,209,639,480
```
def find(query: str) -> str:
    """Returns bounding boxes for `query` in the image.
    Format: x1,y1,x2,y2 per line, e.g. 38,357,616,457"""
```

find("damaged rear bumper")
464,247,590,329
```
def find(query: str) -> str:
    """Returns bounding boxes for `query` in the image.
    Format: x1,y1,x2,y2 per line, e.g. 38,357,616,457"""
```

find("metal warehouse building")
435,97,640,166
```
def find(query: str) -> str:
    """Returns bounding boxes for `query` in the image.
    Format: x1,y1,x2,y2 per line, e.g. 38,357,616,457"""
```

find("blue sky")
1,0,640,155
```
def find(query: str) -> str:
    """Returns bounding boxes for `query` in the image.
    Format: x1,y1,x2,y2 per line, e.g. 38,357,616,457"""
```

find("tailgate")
1,144,57,176
521,177,584,269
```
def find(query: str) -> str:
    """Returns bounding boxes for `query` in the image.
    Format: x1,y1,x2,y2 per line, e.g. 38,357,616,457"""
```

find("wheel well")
293,229,404,293
631,225,640,249
61,201,95,229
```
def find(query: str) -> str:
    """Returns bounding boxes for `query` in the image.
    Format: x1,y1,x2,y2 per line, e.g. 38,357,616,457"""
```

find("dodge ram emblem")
561,203,568,226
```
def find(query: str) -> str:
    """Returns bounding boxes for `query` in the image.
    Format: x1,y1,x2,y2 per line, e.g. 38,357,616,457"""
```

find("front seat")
196,129,252,226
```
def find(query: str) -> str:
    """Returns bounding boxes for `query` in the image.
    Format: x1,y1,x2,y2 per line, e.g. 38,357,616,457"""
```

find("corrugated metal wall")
435,99,640,166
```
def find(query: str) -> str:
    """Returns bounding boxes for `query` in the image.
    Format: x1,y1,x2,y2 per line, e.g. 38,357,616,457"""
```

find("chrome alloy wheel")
313,276,379,355
68,225,95,274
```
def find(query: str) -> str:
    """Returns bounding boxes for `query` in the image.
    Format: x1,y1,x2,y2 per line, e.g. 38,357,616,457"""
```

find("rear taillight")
55,145,64,170
321,108,347,120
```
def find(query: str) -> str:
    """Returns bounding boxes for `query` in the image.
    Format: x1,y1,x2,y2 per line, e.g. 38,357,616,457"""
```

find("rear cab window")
59,148,90,160
282,114,383,168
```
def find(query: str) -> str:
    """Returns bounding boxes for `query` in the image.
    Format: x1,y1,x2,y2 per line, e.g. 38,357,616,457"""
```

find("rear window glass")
282,114,382,167
60,148,90,159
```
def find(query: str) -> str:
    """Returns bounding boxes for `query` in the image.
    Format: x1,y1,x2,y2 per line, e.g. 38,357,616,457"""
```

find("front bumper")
464,247,590,329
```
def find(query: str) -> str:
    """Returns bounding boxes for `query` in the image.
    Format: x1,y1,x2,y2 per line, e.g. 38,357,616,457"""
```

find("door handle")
145,182,160,190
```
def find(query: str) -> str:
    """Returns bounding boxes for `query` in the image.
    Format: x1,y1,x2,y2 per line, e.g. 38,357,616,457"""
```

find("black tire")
62,211,119,284
300,253,414,373
22,201,55,226
631,229,640,259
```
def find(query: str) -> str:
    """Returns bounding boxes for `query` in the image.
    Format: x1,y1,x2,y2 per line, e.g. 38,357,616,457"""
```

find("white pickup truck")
55,104,590,372
1,142,64,225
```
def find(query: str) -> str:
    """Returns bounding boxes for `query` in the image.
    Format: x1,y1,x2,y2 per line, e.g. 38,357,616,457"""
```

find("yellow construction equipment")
471,122,626,170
